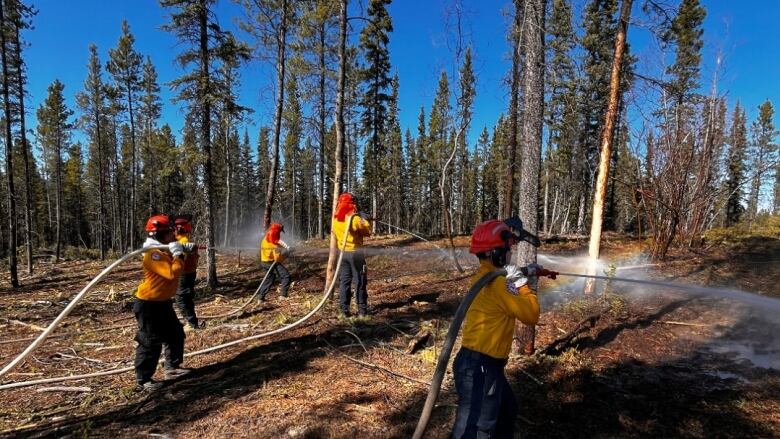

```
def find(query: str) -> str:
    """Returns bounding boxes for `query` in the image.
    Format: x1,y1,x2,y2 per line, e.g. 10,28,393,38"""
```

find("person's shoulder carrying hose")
412,268,507,439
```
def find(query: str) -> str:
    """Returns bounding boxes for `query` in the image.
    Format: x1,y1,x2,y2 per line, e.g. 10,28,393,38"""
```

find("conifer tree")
359,0,393,228
77,45,109,259
108,20,142,249
161,0,238,287
36,80,73,261
747,100,777,224
6,0,35,273
456,47,475,233
139,56,161,215
724,102,747,226
0,0,18,285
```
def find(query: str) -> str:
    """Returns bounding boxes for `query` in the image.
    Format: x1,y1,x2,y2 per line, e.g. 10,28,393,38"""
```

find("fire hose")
0,216,355,391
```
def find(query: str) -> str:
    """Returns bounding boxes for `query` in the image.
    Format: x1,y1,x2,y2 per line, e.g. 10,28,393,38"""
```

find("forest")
0,0,779,437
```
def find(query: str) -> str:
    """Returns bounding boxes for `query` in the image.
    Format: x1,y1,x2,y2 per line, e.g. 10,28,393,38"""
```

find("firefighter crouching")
174,215,201,330
331,192,372,317
451,218,556,438
134,214,196,391
258,222,291,301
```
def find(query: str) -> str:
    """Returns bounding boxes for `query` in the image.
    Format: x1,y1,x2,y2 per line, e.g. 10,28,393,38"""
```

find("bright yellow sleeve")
351,216,371,236
144,250,184,280
498,283,540,326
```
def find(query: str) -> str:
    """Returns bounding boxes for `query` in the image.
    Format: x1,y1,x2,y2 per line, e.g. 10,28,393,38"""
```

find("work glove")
182,242,197,253
168,242,185,259
504,264,532,295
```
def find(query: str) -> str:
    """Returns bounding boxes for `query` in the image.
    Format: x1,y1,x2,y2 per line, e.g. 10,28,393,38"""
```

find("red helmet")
145,215,172,233
469,220,515,254
266,222,285,244
175,216,193,234
334,192,357,221
338,193,354,204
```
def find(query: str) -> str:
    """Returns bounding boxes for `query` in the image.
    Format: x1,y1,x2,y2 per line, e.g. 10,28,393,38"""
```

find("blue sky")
23,0,780,153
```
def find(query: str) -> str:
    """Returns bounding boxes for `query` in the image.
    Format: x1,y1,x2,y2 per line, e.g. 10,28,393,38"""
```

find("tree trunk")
199,0,218,288
223,118,232,247
502,0,524,219
0,0,17,286
325,0,347,286
127,81,137,250
55,133,62,261
318,20,326,240
263,0,288,230
584,0,632,294
514,0,545,355
13,22,33,273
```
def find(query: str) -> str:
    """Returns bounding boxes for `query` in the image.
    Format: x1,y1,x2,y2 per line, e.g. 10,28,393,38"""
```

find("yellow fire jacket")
331,215,371,251
460,260,540,360
260,238,287,263
177,234,199,274
136,248,184,301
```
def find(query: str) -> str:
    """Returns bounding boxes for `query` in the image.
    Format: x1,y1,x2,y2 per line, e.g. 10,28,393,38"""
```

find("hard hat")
146,215,172,233
469,219,516,254
338,192,354,205
175,216,193,233
266,222,284,243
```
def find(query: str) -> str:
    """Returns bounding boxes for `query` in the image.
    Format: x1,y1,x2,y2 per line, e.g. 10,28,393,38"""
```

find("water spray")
371,218,463,271
0,217,355,391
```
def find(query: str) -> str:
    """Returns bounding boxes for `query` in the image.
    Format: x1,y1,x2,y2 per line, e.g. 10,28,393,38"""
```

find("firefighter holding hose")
451,218,556,438
174,215,201,330
134,215,195,391
331,192,372,317
258,222,291,300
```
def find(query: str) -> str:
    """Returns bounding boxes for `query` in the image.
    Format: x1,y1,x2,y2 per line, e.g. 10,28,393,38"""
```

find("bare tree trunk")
198,0,218,288
0,0,17,286
514,0,545,355
263,0,288,230
584,0,632,294
13,22,33,272
55,131,62,261
127,82,137,250
318,20,326,240
502,0,524,219
440,127,465,273
325,0,347,286
223,118,231,247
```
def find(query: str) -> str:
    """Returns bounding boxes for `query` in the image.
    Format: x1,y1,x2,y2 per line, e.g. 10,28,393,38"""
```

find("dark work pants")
451,348,517,439
133,298,186,384
175,272,198,327
338,250,368,315
259,262,291,299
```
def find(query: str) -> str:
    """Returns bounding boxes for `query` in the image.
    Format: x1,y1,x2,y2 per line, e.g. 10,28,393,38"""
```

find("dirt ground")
0,233,779,438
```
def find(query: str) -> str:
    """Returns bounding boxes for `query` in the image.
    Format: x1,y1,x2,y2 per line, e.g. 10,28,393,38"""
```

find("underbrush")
704,214,780,245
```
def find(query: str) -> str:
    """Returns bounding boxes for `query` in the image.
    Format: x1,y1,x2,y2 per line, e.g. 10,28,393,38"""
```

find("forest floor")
0,232,779,438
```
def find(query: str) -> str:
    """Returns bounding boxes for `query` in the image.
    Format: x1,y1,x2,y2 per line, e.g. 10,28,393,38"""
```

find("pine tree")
747,100,777,223
107,20,143,249
358,0,393,228
724,103,747,226
0,0,18,285
139,56,161,215
161,0,239,287
428,71,451,235
282,70,303,235
456,47,475,233
383,74,404,230
76,44,109,258
36,80,73,261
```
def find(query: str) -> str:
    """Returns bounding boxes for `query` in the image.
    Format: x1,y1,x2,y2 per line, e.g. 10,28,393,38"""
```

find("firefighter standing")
174,215,200,329
451,218,555,438
331,192,372,317
258,222,291,300
134,215,195,391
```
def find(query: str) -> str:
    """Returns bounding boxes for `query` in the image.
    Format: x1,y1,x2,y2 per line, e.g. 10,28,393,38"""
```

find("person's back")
332,192,372,317
258,223,291,300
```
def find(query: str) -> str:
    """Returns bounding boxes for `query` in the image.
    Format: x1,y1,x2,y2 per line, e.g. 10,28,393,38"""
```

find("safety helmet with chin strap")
174,215,193,234
469,219,517,267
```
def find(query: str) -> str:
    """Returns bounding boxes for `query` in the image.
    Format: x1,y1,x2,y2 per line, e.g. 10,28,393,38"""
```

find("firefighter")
451,218,555,438
331,192,372,317
134,215,195,391
174,215,200,329
258,222,291,300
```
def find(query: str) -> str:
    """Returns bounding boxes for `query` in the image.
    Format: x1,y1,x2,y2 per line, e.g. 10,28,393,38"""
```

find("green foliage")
705,214,780,244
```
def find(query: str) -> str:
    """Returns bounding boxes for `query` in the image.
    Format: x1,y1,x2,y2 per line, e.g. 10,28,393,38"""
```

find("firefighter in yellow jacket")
174,215,200,329
134,215,196,391
258,222,291,300
331,192,372,317
451,218,556,438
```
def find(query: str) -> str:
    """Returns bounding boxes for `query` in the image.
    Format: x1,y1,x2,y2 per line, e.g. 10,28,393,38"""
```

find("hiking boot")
139,380,163,391
164,367,192,379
